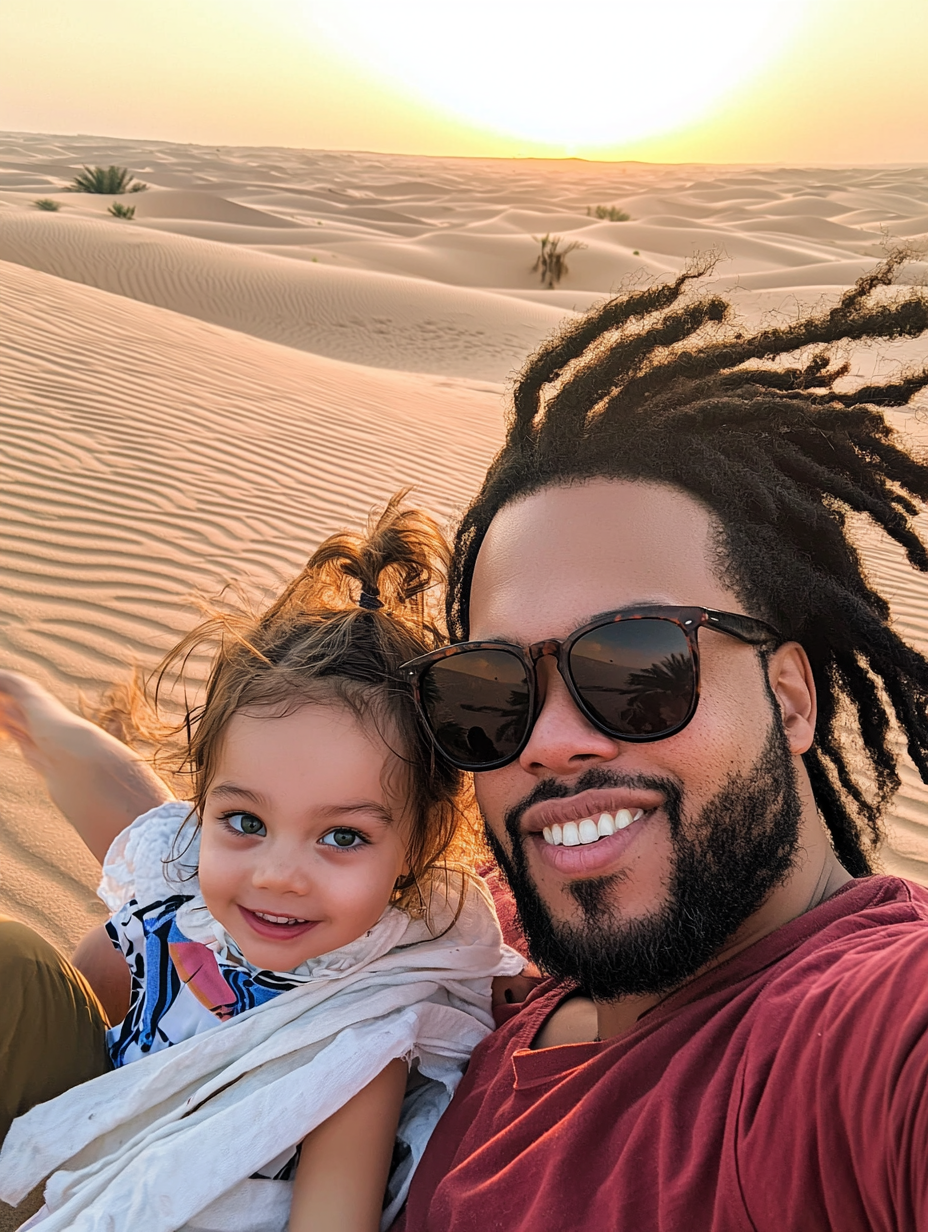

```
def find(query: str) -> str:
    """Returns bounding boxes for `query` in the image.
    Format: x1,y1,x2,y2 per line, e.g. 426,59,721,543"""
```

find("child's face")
198,701,413,971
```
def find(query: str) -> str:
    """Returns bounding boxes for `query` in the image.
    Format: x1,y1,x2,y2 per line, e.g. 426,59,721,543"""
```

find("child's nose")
251,845,313,895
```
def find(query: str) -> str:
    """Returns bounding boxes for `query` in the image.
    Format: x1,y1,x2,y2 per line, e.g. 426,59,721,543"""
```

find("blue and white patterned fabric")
106,895,302,1066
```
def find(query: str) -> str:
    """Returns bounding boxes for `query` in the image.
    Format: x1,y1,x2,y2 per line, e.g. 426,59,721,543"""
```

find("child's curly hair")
98,493,479,916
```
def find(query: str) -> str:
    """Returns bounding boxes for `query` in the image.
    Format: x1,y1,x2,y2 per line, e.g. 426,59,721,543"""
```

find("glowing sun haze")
308,0,815,148
0,0,926,162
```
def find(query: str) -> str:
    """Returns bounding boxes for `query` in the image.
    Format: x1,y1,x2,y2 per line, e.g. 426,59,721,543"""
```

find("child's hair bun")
289,490,450,625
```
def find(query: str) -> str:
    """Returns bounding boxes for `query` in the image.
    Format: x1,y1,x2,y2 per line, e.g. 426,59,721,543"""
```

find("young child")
0,498,522,1232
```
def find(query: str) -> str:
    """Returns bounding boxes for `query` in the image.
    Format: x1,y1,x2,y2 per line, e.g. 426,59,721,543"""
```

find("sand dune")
0,214,569,381
2,132,928,956
129,188,306,228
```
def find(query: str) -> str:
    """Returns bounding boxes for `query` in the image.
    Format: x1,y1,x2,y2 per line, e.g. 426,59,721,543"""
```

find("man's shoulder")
789,874,928,970
838,871,928,915
753,875,928,1044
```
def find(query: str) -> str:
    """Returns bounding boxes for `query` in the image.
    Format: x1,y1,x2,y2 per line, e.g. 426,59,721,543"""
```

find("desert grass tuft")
587,204,631,221
33,198,61,211
69,165,148,194
532,234,586,289
108,201,136,219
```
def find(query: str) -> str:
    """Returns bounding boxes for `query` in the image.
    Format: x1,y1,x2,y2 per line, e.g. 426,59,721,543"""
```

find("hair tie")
358,589,384,611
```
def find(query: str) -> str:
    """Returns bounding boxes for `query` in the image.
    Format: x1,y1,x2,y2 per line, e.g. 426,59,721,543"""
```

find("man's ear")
766,642,817,755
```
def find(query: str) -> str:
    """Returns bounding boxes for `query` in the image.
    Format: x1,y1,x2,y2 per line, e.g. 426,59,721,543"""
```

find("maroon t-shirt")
399,876,928,1232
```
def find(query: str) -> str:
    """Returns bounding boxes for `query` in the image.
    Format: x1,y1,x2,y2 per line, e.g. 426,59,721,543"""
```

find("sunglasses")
400,606,781,771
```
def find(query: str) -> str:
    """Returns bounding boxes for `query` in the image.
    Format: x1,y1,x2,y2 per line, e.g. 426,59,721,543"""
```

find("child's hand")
492,964,543,1008
0,669,78,777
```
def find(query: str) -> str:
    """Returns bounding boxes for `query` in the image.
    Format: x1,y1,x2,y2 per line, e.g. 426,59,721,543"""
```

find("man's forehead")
467,479,735,640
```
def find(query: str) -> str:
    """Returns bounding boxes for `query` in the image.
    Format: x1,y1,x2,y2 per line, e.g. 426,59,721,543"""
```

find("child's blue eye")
225,812,266,837
320,828,365,849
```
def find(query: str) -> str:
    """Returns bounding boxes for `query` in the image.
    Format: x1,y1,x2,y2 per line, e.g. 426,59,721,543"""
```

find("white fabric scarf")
0,804,522,1232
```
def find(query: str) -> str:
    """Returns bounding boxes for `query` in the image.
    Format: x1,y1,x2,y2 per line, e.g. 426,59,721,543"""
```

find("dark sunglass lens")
569,619,696,736
419,649,531,767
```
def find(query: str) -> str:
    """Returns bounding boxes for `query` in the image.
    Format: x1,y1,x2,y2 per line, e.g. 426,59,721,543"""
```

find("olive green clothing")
0,917,110,1148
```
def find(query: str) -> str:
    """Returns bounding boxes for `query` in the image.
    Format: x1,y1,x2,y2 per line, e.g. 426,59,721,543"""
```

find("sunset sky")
1,0,926,164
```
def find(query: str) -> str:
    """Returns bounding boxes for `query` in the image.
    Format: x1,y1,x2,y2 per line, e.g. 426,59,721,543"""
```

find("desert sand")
2,132,928,958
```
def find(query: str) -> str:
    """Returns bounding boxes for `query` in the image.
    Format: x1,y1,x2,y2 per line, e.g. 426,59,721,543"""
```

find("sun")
304,0,820,151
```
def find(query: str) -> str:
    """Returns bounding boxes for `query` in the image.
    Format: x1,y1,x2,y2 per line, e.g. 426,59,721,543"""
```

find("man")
396,256,928,1230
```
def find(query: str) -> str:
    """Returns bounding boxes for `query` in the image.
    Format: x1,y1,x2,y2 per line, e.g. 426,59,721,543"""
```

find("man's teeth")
542,809,643,847
253,911,308,925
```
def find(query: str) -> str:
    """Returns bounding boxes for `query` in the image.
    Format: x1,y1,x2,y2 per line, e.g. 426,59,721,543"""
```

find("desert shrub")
33,198,61,211
108,202,136,219
69,165,147,194
532,234,586,289
587,204,631,221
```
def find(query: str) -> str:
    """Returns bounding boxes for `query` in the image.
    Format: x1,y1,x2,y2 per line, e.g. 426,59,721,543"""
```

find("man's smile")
519,787,666,835
542,809,644,847
528,809,655,876
515,788,665,878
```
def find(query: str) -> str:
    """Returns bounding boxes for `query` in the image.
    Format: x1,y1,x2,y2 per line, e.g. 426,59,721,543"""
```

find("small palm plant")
108,202,136,219
532,234,586,289
69,165,148,194
33,198,61,211
587,204,631,221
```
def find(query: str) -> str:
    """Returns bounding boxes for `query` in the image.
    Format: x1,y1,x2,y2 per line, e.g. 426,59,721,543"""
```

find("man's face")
468,479,806,999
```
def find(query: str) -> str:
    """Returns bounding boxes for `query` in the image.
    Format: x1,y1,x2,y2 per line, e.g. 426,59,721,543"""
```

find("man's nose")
518,655,622,776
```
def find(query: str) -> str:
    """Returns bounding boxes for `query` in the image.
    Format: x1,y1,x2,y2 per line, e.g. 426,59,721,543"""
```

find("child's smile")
238,907,320,942
198,701,411,971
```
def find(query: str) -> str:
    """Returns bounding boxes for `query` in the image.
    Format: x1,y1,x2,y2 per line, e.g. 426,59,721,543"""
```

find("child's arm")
289,1058,408,1232
0,670,174,863
71,923,132,1025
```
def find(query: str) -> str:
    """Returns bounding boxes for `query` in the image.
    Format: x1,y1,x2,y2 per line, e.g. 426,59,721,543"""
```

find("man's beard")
484,720,803,1002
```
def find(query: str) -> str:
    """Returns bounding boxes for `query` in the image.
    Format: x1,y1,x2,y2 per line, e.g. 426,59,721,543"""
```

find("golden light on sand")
306,0,820,151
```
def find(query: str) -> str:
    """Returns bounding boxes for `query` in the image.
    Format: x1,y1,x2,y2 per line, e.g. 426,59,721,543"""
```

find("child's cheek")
197,832,239,918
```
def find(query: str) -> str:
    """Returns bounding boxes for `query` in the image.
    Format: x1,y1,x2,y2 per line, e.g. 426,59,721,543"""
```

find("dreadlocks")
448,253,928,878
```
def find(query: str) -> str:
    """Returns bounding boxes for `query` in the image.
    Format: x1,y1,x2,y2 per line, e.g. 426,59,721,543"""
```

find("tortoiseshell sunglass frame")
400,605,782,771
